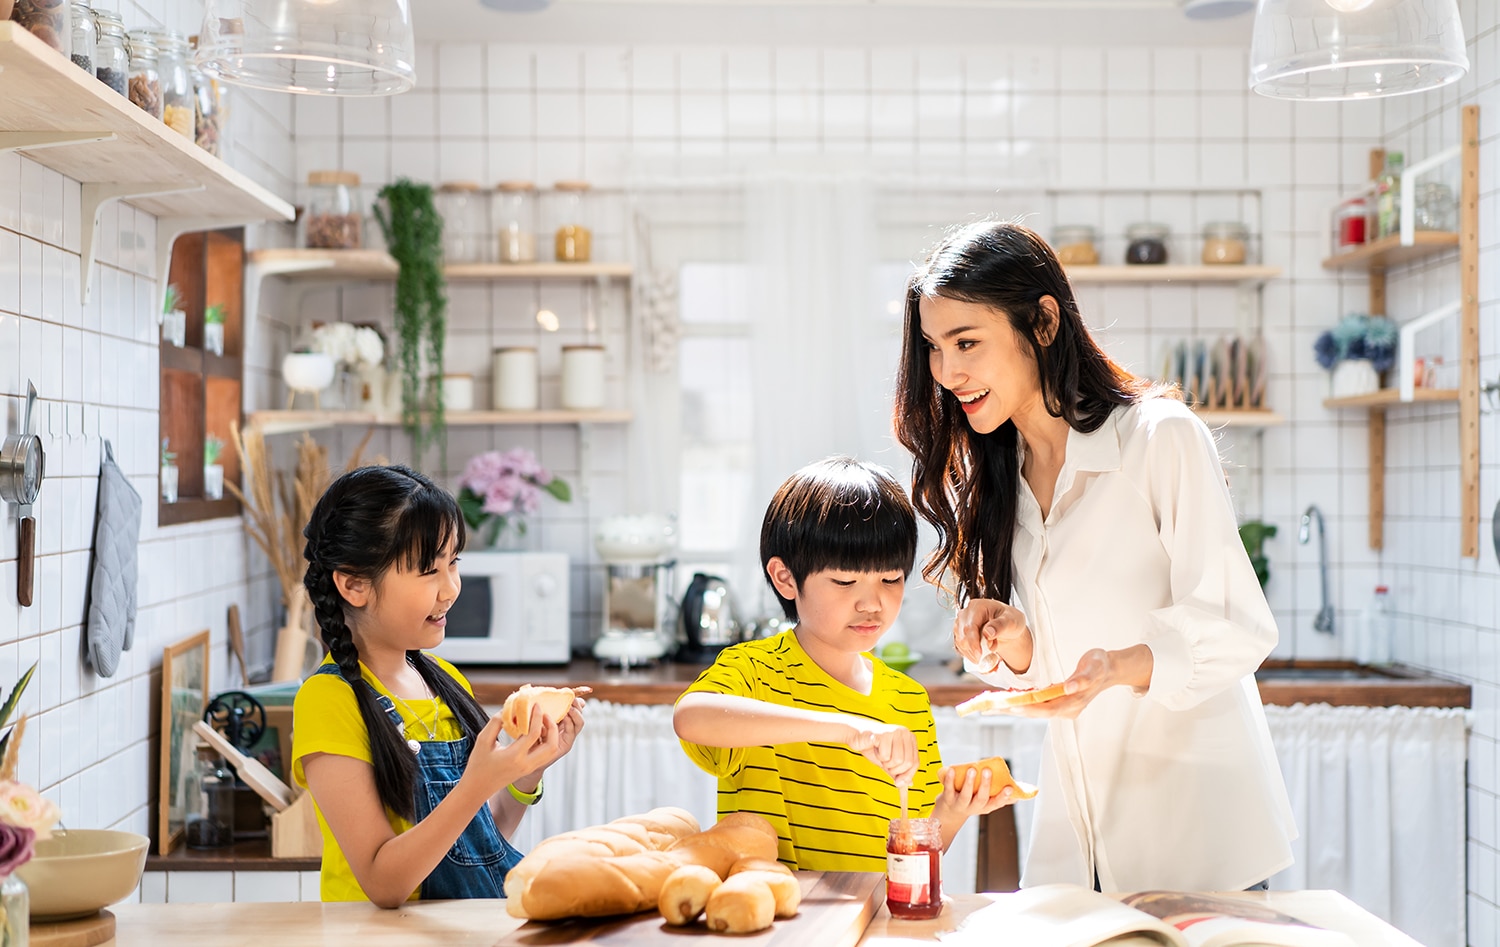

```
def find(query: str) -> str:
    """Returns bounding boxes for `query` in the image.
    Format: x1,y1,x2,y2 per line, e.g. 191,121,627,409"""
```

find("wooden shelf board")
248,408,633,435
1321,232,1461,271
0,23,292,223
245,251,632,283
1323,388,1460,409
1063,264,1281,284
1192,408,1285,428
445,262,633,280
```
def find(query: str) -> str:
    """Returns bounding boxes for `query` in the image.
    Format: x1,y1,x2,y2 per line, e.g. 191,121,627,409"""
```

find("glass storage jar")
1200,221,1248,265
12,0,71,57
1125,222,1170,265
1414,181,1456,232
190,44,224,157
1332,196,1369,253
68,2,94,73
495,181,538,263
154,30,194,138
93,9,127,95
435,182,488,264
304,170,363,249
886,817,942,920
553,180,592,263
125,29,162,119
1052,225,1099,266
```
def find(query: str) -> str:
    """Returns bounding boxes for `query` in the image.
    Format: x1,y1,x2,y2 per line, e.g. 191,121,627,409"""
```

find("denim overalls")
314,664,525,899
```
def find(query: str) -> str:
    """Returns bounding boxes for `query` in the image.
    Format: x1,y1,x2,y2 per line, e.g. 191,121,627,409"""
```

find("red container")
886,817,942,920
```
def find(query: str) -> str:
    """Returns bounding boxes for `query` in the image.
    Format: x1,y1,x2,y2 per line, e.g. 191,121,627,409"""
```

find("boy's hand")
954,599,1032,673
936,764,1019,817
844,721,918,786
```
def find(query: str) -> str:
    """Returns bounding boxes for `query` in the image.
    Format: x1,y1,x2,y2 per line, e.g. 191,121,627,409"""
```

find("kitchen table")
99,887,1422,946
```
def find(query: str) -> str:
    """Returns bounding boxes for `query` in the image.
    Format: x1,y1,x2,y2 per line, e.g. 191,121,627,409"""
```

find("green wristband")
508,780,544,806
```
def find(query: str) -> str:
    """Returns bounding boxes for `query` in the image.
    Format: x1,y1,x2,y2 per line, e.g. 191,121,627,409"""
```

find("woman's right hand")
465,708,562,793
954,598,1033,673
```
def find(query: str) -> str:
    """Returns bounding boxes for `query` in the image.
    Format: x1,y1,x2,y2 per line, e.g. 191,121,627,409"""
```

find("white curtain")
1266,703,1469,947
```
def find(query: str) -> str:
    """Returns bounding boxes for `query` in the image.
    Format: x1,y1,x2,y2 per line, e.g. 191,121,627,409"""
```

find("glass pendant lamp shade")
1249,0,1468,100
196,0,415,96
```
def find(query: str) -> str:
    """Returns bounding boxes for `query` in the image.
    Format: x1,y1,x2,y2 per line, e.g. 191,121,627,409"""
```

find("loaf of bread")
500,684,593,738
955,682,1069,716
945,755,1039,800
505,809,783,921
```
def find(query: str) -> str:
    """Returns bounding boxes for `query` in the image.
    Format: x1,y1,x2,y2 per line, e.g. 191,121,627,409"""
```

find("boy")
673,456,1014,872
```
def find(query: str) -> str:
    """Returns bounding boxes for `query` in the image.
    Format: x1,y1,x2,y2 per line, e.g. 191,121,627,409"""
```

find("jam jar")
1052,225,1099,266
1124,222,1170,265
1200,221,1248,265
886,817,942,920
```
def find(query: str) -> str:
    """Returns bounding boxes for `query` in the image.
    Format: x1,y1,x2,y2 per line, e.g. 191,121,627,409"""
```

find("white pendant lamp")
196,0,416,96
1249,0,1468,100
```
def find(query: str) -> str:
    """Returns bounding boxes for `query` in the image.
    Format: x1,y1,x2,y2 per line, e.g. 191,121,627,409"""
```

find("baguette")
945,755,1039,800
955,682,1069,716
500,684,593,738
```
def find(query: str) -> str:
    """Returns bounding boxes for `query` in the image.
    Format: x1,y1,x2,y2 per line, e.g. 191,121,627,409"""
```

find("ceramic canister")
561,345,606,410
493,347,538,411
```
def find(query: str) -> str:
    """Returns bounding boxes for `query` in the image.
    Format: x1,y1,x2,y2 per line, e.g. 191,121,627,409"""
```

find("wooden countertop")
463,657,1470,709
99,887,1422,946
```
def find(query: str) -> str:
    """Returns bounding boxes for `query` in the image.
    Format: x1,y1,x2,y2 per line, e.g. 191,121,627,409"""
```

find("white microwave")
432,551,571,665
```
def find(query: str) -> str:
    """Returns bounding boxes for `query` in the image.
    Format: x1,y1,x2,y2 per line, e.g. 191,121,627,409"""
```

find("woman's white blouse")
966,398,1297,892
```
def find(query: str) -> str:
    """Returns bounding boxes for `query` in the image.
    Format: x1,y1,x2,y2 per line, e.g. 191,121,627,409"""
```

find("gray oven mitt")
86,440,141,678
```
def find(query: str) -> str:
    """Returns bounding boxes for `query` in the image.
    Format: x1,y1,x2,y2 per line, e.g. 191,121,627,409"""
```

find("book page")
1119,892,1357,947
939,884,1182,947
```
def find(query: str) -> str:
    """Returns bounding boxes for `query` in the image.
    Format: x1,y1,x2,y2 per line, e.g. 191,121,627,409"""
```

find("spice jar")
495,181,538,263
1333,196,1369,254
1052,225,1099,266
1414,181,1456,232
1124,222,1170,265
887,817,942,920
92,10,127,95
68,2,93,73
125,30,162,119
11,0,71,58
190,34,224,157
1200,221,1248,265
553,180,593,263
154,30,193,139
435,182,488,264
304,170,363,250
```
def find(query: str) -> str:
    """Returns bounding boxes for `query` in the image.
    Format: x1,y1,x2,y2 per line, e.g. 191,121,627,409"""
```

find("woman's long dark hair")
893,221,1160,606
302,464,488,821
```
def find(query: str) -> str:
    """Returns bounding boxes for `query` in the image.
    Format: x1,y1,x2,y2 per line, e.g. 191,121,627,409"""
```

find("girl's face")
918,294,1044,436
358,540,462,652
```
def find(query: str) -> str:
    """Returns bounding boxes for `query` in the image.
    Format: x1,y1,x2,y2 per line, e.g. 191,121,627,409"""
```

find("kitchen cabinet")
1321,106,1479,556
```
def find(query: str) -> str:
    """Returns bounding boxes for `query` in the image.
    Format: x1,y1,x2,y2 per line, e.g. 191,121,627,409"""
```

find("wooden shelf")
245,250,632,283
1063,264,1281,285
1192,408,1285,428
1323,388,1460,409
445,262,633,281
1321,232,1461,271
248,408,633,436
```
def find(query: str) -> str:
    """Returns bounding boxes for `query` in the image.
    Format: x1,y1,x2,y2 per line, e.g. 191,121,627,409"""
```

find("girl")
893,221,1296,893
292,464,584,906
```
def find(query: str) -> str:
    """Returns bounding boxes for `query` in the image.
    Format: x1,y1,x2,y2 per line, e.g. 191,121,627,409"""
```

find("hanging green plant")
375,178,447,468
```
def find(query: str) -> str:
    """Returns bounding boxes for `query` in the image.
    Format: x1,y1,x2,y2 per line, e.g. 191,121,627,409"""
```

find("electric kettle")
676,573,742,662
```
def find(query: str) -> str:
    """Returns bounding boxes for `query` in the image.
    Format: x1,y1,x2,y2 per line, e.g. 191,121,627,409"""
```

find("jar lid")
125,29,160,53
308,170,361,187
1126,222,1170,239
554,180,592,192
438,181,483,192
1201,221,1248,238
151,29,191,54
495,345,538,352
562,344,606,351
496,180,536,192
1052,224,1097,240
443,372,474,380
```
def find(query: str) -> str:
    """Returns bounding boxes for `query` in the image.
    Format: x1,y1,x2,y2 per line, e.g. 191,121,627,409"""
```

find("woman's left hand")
1004,649,1118,719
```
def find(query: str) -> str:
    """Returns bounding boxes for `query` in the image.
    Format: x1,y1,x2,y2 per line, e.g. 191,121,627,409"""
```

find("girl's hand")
547,698,586,764
936,764,1018,818
953,599,1032,673
845,720,918,787
465,707,562,792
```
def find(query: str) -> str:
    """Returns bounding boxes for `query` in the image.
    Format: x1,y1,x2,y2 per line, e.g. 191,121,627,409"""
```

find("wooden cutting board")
496,871,885,946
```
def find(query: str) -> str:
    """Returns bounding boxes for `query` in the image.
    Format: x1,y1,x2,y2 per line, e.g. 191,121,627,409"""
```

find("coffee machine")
592,516,678,668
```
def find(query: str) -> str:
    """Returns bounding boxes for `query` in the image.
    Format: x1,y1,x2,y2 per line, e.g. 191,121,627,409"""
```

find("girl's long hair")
892,221,1160,605
302,464,487,820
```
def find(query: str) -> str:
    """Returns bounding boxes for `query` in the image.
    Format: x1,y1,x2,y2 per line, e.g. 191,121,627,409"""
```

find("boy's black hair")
759,456,918,621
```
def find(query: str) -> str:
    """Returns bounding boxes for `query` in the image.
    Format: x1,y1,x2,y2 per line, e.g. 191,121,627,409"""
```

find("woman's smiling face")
918,294,1044,436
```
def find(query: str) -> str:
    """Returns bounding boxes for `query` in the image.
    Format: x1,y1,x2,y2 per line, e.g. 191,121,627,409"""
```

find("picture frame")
158,629,211,856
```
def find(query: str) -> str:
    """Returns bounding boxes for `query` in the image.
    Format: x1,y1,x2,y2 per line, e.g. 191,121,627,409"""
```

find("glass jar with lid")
11,0,71,57
304,170,363,249
125,30,162,119
1200,221,1248,265
153,30,194,139
1332,196,1369,254
190,36,224,157
93,10,128,95
495,181,538,263
68,2,95,73
1124,222,1170,265
435,182,488,264
1052,225,1099,266
886,818,942,920
1414,181,1456,232
553,180,593,263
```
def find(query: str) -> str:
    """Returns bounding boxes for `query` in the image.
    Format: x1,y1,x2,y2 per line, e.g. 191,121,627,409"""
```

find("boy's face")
768,559,906,654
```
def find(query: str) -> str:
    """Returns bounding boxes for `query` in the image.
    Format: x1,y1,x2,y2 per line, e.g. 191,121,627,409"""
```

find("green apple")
882,641,911,659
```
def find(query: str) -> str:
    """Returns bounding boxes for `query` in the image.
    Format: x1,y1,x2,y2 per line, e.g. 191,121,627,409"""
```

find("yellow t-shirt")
678,630,943,872
292,654,473,902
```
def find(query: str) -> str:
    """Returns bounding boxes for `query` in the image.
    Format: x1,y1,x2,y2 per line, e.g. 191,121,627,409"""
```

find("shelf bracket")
154,215,266,315
1397,300,1462,402
0,130,116,155
1399,144,1461,247
79,182,203,304
577,423,593,502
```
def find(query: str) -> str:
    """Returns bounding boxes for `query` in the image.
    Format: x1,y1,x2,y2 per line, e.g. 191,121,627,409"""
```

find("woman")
893,221,1296,893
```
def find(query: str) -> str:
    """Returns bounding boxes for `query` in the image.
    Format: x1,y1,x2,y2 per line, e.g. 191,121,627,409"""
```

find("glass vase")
0,871,29,947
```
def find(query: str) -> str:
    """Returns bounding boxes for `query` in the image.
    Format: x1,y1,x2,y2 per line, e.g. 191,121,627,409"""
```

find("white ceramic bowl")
281,352,336,393
17,829,149,921
594,514,677,562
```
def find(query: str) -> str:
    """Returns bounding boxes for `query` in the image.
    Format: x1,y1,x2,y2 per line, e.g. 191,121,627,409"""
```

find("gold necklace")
389,682,441,755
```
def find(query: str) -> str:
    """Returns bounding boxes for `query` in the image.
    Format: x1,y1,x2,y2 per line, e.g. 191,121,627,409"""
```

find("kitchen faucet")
1298,504,1335,634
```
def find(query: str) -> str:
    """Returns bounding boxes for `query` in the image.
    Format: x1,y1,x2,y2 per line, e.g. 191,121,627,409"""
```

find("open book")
939,884,1356,947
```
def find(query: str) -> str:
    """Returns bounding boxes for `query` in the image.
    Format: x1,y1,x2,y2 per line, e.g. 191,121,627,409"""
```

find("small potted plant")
1238,520,1278,590
161,285,186,348
1315,313,1398,399
160,438,178,504
456,448,571,548
203,435,225,500
203,304,226,357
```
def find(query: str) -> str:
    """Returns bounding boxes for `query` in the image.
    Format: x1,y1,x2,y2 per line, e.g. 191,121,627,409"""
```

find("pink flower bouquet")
456,448,571,546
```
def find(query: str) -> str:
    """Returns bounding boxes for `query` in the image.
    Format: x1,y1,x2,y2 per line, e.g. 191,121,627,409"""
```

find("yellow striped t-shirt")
678,630,943,872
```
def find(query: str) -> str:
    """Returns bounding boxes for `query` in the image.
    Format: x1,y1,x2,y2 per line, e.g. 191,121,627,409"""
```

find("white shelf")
0,23,294,306
1064,265,1281,285
248,409,633,436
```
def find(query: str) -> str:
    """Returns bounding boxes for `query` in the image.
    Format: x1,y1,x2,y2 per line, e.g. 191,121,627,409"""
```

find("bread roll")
955,683,1068,716
946,755,1038,800
705,872,777,933
732,868,800,918
500,684,593,738
658,864,722,925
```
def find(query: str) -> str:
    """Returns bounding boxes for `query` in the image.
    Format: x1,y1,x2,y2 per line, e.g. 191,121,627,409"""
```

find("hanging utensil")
0,383,45,607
